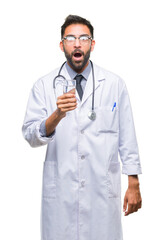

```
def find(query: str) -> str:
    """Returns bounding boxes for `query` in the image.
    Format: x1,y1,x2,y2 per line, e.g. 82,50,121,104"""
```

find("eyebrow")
65,34,90,37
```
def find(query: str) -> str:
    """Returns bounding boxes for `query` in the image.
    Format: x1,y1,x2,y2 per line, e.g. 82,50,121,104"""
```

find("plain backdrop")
0,0,164,239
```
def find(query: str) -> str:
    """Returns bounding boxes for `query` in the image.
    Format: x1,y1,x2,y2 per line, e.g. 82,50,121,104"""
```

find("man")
22,15,142,240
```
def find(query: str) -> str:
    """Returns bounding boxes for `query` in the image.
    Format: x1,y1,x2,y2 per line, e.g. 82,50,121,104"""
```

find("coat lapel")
81,63,105,106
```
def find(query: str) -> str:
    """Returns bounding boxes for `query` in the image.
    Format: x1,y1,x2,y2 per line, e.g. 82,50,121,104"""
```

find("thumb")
123,194,128,212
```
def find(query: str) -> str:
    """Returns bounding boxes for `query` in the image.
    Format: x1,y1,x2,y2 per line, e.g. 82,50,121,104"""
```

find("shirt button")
81,130,84,134
81,155,85,160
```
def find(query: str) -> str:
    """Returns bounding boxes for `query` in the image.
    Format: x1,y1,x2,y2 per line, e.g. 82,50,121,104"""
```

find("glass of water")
63,79,76,93
54,77,76,100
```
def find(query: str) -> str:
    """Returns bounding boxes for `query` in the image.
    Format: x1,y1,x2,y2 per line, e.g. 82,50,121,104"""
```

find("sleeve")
39,119,55,137
118,82,142,175
22,79,55,147
39,119,47,137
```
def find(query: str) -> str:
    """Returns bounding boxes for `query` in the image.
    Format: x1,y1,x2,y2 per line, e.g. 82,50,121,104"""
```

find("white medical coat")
22,63,142,240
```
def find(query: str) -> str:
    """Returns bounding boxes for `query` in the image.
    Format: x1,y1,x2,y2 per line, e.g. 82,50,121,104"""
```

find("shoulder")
32,67,60,90
93,62,126,89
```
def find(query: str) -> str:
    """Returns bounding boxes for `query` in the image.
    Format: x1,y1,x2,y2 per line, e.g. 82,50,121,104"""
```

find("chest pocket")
96,106,118,133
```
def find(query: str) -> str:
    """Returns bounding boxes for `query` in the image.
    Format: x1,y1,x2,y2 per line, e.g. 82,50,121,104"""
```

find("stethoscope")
53,60,96,121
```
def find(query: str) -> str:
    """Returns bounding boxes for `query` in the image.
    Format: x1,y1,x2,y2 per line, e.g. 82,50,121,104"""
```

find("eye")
79,36,89,41
66,36,75,41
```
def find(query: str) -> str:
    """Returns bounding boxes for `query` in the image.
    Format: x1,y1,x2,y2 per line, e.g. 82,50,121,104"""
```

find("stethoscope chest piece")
88,110,96,121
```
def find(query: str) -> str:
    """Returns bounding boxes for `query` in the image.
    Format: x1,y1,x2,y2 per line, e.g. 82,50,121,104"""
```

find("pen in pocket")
112,102,116,112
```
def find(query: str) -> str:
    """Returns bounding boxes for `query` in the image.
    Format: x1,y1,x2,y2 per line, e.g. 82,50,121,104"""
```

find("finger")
139,197,142,208
123,196,128,212
133,204,139,213
58,103,77,111
60,106,77,112
57,98,77,105
125,204,133,216
137,199,142,210
58,102,77,109
138,201,142,209
134,196,142,211
126,202,141,216
58,93,76,100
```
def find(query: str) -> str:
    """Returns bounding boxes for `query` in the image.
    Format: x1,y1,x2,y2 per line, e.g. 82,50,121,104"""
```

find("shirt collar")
65,61,91,80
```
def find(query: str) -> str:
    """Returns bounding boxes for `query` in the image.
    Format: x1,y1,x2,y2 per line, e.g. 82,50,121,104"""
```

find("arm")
22,79,51,147
22,79,77,146
45,89,77,136
118,81,142,215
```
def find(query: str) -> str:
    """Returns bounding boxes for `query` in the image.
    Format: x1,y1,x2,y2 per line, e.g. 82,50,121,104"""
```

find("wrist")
55,108,66,119
128,175,140,189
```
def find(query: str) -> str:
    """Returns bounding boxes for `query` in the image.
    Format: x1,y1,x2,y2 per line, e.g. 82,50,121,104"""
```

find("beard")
63,46,91,72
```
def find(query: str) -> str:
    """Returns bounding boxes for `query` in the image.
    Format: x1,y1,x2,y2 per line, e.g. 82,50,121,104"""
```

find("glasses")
62,35,92,45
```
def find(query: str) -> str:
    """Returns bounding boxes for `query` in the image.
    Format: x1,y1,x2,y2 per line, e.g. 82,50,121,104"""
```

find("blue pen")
112,102,116,111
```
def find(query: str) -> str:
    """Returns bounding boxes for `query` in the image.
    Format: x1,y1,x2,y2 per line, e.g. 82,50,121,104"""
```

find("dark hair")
61,15,94,39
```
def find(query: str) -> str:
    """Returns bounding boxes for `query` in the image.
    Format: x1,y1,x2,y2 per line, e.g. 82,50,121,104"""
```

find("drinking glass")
54,77,76,100
63,79,76,93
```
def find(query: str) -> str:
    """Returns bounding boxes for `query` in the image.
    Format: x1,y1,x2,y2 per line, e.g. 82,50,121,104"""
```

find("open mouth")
73,52,83,59
72,51,83,61
74,52,82,58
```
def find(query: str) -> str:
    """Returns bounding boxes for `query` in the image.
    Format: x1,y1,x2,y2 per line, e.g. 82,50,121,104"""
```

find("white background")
0,0,164,239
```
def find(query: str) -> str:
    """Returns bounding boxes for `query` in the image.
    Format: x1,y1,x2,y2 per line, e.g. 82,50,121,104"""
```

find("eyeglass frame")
62,34,93,45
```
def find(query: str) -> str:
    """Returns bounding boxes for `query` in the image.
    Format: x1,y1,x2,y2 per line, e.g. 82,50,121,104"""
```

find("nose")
74,38,81,48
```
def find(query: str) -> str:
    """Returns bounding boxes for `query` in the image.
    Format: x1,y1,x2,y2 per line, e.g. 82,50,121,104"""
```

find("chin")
72,61,84,71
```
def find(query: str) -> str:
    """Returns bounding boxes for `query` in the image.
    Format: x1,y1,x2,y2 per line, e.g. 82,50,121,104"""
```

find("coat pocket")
96,106,118,133
42,161,56,199
106,162,121,198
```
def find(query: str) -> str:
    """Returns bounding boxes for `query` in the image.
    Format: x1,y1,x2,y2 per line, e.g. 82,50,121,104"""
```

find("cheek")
64,46,73,55
83,45,91,55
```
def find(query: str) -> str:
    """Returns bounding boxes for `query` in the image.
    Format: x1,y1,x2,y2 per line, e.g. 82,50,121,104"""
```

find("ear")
60,41,64,52
91,40,95,52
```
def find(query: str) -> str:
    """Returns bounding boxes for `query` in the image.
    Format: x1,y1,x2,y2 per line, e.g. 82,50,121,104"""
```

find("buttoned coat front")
22,63,142,240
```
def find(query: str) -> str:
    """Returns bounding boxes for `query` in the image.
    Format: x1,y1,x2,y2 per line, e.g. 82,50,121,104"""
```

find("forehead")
64,24,91,36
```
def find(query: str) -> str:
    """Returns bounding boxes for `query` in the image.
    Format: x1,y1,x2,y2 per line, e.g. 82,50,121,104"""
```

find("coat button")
81,180,85,187
81,155,85,160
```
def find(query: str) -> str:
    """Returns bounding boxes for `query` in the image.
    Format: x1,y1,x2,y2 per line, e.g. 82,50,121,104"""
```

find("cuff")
39,119,47,137
39,119,55,138
34,121,55,146
122,164,142,175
